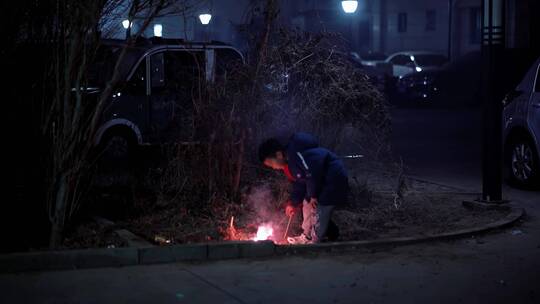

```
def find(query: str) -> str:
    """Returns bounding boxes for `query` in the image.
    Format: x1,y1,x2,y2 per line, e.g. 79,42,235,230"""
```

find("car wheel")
99,131,138,164
506,135,540,189
105,135,131,159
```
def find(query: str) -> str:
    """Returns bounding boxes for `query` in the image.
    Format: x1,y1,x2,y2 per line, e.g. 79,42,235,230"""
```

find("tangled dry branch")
143,28,393,242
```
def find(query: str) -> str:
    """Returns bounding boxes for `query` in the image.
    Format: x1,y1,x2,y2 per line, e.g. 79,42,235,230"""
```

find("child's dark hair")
258,138,284,162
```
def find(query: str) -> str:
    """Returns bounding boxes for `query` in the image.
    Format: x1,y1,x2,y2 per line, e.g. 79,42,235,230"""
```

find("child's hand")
285,205,295,217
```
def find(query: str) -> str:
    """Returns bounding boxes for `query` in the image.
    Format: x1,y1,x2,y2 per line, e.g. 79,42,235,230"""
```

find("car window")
151,50,204,96
361,53,387,61
125,60,146,95
150,52,165,90
390,55,411,65
216,48,243,80
401,55,412,65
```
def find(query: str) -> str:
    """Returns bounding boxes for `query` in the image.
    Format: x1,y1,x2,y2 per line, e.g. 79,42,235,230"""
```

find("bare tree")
39,0,176,248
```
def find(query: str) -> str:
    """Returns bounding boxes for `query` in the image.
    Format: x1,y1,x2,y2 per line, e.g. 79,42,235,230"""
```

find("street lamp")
153,24,163,37
122,19,131,29
341,0,358,14
122,19,132,40
341,1,359,50
198,13,212,25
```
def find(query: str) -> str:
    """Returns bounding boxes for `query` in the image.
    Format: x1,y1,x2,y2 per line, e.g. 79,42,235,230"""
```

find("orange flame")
252,225,273,241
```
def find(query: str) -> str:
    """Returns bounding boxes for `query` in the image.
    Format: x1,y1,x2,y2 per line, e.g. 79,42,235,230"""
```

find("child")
258,132,348,244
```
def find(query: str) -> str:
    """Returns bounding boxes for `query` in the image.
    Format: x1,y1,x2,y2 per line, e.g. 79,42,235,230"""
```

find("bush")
130,28,392,242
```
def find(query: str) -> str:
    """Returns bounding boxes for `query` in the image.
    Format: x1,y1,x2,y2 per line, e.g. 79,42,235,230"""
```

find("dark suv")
90,38,243,156
503,57,540,188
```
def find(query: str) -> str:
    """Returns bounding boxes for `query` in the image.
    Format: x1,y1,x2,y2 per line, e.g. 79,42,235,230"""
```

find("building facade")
102,0,538,60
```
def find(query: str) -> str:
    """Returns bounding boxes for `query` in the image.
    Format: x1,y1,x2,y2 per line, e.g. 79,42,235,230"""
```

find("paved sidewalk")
2,107,538,303
1,189,538,304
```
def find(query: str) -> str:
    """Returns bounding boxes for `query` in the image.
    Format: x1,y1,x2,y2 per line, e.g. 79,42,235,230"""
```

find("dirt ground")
62,221,128,249
62,166,510,248
333,192,509,241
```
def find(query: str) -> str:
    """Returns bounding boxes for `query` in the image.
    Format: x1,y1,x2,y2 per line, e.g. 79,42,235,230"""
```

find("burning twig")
228,216,237,240
283,214,293,240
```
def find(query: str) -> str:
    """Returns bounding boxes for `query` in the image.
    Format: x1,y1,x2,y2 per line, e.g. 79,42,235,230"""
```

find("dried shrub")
255,29,391,157
132,27,392,243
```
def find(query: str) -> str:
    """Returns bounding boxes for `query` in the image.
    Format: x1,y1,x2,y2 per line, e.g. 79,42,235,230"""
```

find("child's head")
258,138,287,170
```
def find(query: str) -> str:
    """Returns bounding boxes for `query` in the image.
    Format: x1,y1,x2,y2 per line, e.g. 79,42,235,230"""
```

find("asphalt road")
391,106,484,190
1,106,538,304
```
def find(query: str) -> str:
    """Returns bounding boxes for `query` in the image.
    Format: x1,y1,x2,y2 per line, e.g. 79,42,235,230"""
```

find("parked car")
394,69,440,103
393,51,482,105
503,57,540,188
351,51,387,67
386,51,448,78
89,38,243,158
348,52,387,92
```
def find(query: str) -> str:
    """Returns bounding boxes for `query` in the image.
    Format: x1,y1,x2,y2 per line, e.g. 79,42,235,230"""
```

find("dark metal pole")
480,0,505,202
447,0,453,60
380,0,387,53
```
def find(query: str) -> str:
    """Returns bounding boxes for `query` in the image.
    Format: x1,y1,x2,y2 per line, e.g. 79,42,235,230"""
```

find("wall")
101,0,251,48
100,0,535,60
380,0,450,55
451,0,481,58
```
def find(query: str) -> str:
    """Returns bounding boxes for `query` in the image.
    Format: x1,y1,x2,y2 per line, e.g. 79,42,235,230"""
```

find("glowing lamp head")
415,66,423,72
199,14,212,25
122,19,131,29
153,24,163,37
341,1,358,13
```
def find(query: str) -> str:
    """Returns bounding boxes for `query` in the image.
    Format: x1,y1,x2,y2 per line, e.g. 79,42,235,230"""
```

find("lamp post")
198,13,212,41
122,19,132,39
464,0,506,207
447,0,453,60
480,0,505,203
341,1,359,51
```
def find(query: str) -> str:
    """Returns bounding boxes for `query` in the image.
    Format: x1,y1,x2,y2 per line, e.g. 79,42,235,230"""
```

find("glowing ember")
253,225,273,241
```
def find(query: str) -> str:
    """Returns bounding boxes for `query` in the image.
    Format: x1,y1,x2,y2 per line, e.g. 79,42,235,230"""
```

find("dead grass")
62,221,127,249
68,190,508,247
334,193,509,241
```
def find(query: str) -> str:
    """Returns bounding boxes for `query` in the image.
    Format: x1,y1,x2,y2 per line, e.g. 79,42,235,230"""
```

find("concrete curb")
0,247,139,273
277,207,524,255
114,229,154,248
0,208,524,273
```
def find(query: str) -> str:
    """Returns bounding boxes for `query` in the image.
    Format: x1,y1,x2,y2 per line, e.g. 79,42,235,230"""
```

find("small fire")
252,225,273,241
228,216,275,242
